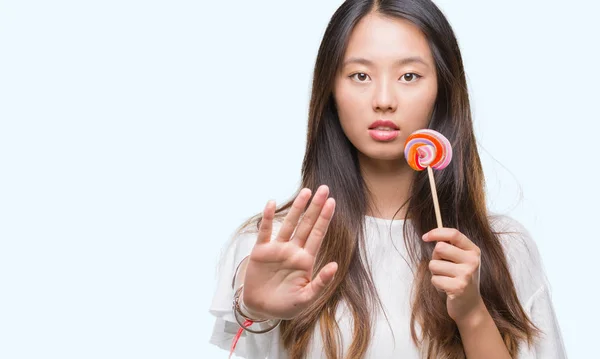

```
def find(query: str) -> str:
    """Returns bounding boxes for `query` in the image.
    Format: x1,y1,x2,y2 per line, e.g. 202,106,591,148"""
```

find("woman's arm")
423,228,511,359
456,300,511,359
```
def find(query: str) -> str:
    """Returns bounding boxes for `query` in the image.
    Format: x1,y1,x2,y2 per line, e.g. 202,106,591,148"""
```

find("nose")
372,78,398,113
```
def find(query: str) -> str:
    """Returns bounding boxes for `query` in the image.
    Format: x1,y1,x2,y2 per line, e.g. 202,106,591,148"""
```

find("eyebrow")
342,56,430,68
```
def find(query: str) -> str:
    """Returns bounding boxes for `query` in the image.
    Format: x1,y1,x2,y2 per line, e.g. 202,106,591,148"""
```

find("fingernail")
422,233,429,241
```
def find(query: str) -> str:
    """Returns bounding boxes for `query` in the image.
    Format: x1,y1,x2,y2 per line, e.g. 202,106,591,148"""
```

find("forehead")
344,13,434,65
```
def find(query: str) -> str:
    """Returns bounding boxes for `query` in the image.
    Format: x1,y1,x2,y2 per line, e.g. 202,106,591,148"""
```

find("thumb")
306,262,338,300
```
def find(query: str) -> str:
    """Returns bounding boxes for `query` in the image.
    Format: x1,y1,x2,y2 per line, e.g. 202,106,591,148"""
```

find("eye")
400,73,422,83
349,73,371,83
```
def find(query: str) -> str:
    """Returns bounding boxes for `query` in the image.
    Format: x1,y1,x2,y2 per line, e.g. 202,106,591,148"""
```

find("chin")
358,147,405,162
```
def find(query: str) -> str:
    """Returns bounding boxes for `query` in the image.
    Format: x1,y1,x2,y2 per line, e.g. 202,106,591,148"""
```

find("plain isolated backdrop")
1,0,598,358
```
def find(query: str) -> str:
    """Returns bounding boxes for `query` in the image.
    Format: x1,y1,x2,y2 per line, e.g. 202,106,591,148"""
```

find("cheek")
400,82,438,128
334,87,368,135
336,86,363,112
421,83,438,111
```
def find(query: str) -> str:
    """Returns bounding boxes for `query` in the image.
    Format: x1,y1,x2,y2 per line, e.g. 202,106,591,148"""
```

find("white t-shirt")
209,215,567,358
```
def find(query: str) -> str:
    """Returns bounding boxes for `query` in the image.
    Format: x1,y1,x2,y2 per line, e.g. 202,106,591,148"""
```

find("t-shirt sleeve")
491,215,568,358
521,285,568,358
207,230,282,359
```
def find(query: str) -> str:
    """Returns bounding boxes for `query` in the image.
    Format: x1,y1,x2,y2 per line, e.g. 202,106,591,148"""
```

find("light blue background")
1,1,597,358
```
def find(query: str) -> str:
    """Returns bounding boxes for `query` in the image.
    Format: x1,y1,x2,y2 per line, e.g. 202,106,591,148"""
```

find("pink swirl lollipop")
404,129,453,228
404,129,452,171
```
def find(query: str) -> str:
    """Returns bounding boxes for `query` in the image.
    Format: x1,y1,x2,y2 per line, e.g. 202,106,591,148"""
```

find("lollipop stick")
427,166,443,228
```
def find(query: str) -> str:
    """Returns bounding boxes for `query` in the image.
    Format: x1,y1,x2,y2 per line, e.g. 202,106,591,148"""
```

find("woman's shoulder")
488,214,550,305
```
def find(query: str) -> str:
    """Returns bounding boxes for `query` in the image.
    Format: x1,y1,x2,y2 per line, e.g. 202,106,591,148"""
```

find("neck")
358,153,414,220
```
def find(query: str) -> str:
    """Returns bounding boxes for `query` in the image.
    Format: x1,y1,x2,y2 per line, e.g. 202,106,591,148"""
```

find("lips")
368,120,399,142
369,120,399,131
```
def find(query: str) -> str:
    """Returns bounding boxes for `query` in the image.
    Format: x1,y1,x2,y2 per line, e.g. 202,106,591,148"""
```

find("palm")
241,186,337,320
246,241,315,308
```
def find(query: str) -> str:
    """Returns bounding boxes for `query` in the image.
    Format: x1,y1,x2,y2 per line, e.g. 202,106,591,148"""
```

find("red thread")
229,319,253,359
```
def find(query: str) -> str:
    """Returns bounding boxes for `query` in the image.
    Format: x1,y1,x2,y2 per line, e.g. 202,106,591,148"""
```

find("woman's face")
333,13,438,162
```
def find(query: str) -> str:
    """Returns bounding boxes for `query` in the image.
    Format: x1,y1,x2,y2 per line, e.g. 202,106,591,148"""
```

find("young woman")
209,1,566,358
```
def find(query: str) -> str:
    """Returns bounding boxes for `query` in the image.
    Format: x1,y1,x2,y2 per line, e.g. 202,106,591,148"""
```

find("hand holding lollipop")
404,129,452,228
406,131,487,325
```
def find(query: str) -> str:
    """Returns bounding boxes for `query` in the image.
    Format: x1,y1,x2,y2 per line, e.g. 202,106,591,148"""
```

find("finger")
431,241,470,263
303,197,336,256
428,259,459,277
276,188,312,242
291,185,329,247
431,275,461,293
423,228,478,252
256,200,276,245
303,262,338,303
